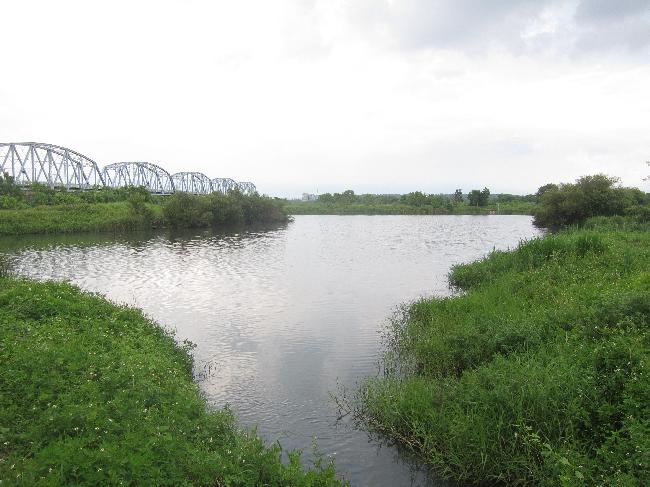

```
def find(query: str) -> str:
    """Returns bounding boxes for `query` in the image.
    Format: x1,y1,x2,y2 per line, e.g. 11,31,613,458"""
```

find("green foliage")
288,189,534,215
0,172,22,199
0,202,164,236
163,191,289,229
467,187,490,207
0,254,10,277
533,174,649,228
162,192,212,228
0,196,28,210
0,186,287,235
0,277,343,486
358,224,650,486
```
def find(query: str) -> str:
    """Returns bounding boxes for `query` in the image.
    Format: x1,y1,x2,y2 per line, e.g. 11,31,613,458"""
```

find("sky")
1,0,649,197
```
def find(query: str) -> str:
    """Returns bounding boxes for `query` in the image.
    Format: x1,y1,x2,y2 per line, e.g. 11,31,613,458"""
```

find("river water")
2,215,542,486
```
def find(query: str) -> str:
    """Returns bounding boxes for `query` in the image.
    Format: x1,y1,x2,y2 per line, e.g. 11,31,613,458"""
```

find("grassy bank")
0,276,343,486
357,223,650,485
0,202,164,236
286,201,535,216
0,188,289,236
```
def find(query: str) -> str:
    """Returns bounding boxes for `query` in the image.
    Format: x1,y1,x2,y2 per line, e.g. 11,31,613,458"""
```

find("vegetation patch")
286,189,536,215
533,175,648,228
0,276,343,486
355,225,650,486
0,175,289,236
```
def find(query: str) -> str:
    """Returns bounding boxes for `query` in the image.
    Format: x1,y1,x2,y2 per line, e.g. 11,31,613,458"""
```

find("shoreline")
356,219,650,485
0,275,344,485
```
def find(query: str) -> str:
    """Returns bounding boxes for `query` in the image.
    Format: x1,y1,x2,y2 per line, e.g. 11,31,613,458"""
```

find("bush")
0,195,27,210
162,192,212,228
207,191,244,225
533,174,649,228
0,172,22,199
163,191,289,229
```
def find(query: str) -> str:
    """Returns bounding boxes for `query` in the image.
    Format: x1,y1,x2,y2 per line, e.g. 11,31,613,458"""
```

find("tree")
480,187,490,206
467,187,490,207
532,174,643,228
536,183,558,201
467,189,482,207
402,191,429,207
452,189,463,204
318,193,335,204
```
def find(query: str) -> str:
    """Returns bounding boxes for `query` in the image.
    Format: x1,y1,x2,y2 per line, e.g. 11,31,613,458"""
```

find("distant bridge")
0,142,257,195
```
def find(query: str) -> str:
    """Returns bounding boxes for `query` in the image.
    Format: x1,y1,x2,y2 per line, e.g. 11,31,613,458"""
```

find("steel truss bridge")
0,142,257,195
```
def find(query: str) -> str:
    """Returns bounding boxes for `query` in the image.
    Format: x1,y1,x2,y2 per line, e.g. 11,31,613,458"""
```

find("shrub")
207,191,244,225
533,174,648,228
0,172,22,199
162,192,211,228
0,195,27,209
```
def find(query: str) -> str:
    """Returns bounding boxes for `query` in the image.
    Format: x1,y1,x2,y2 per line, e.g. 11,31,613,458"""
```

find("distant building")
302,193,318,201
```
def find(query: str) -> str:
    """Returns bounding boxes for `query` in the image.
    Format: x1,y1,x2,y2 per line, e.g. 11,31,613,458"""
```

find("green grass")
0,277,343,486
357,224,650,486
286,201,536,216
0,191,291,236
0,202,164,236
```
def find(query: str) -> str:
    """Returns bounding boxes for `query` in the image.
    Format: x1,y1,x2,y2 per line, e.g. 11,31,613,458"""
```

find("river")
2,215,543,486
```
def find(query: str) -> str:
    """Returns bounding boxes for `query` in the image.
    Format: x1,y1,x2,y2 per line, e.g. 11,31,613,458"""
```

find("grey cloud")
351,0,543,50
575,0,650,22
350,0,650,56
574,0,650,53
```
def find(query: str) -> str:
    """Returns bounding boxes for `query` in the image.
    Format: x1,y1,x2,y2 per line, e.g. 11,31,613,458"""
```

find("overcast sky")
1,0,649,196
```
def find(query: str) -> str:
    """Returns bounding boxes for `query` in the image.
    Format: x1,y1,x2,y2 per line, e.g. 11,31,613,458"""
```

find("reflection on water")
2,215,542,486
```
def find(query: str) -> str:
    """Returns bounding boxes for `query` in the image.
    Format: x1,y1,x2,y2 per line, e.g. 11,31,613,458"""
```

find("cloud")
575,0,649,21
573,0,650,53
348,0,650,57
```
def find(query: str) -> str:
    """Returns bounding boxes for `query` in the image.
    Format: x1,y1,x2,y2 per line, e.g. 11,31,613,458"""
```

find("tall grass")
357,225,650,486
0,202,164,236
0,254,9,277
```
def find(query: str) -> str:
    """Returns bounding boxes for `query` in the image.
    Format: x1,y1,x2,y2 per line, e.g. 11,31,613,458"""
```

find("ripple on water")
6,215,542,487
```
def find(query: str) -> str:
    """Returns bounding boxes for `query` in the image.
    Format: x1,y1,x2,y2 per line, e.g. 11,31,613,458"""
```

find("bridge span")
0,142,256,195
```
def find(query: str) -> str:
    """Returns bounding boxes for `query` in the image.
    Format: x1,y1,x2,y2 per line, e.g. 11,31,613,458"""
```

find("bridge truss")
238,181,257,195
0,142,258,196
0,142,104,189
171,172,213,195
212,178,239,194
103,162,175,194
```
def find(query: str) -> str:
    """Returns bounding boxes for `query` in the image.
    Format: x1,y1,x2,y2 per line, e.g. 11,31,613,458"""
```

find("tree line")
314,188,535,208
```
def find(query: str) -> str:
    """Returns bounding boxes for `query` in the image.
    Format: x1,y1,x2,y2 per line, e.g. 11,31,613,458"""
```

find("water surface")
3,215,543,486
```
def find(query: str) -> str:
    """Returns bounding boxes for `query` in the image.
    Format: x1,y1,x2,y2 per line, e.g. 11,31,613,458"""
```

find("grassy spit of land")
355,201,650,485
358,221,650,485
0,181,289,236
0,273,343,486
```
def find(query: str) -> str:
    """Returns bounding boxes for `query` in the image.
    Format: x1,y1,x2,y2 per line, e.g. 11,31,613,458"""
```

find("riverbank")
0,275,343,485
286,201,535,215
0,202,164,235
357,220,650,485
0,191,289,236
